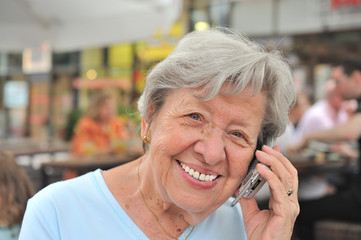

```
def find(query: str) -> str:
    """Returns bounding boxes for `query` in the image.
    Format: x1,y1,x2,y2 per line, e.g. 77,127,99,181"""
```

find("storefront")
0,21,186,142
188,0,361,101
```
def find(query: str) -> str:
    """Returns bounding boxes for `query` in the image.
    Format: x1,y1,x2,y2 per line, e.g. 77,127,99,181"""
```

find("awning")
0,0,182,52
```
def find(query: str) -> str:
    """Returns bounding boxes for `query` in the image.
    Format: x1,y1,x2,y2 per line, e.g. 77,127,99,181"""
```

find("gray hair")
137,28,295,145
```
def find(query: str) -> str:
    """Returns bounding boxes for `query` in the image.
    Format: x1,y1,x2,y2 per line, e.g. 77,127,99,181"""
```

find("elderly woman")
19,28,298,240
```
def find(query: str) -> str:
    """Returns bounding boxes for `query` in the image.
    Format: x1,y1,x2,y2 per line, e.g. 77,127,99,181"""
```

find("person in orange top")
71,93,129,156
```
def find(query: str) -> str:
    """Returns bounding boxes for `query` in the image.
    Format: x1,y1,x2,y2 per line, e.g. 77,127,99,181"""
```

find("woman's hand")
240,145,299,240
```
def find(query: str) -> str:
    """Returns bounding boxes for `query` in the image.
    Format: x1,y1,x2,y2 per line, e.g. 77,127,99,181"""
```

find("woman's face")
144,86,266,217
98,98,116,123
332,66,357,100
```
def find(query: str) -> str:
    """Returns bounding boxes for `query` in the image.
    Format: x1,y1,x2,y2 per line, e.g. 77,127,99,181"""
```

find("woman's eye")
188,113,201,121
232,132,243,138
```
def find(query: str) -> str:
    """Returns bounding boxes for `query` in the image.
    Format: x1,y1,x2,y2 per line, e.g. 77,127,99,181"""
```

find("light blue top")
0,225,21,240
19,169,247,240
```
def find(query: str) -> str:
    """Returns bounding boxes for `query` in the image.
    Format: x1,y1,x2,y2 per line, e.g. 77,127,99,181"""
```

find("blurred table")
289,152,357,176
41,153,141,187
1,140,69,157
292,159,351,176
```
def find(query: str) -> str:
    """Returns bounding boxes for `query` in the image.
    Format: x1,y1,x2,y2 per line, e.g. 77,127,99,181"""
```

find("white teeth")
199,174,205,181
179,162,218,182
205,175,210,181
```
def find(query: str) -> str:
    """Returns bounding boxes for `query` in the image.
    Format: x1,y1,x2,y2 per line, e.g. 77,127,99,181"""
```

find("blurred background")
1,1,361,239
0,0,361,190
0,0,360,144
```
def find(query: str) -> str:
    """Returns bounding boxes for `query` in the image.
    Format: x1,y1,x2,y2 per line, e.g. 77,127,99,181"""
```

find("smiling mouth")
177,160,220,182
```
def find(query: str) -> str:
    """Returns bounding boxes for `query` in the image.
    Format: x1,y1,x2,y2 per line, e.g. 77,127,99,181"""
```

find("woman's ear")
141,116,149,139
142,103,156,136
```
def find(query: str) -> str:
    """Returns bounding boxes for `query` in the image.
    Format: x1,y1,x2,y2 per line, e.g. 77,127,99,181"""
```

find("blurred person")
71,92,129,156
292,79,348,143
290,92,310,129
275,92,310,153
288,58,361,240
293,79,350,201
65,93,130,180
19,28,299,240
0,151,34,240
341,98,358,117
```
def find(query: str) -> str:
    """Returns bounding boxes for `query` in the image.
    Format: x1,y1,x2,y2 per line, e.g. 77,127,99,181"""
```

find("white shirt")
19,169,248,240
293,100,348,142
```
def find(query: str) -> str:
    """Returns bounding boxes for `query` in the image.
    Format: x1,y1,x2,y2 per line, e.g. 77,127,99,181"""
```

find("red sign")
331,0,361,9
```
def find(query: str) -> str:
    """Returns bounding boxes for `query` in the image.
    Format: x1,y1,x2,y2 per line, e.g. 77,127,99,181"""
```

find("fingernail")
256,150,266,156
263,145,272,150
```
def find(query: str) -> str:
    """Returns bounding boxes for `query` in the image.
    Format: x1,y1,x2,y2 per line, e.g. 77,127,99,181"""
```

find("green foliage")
63,109,83,142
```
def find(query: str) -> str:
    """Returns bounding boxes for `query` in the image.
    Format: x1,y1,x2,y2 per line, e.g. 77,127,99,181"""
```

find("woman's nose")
193,128,226,165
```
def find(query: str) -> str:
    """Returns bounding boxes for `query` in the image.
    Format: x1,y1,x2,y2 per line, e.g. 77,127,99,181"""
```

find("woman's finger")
263,145,298,180
256,164,299,218
255,148,298,195
255,148,299,212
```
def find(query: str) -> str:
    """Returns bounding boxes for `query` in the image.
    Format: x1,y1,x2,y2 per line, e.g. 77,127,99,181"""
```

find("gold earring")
143,135,151,144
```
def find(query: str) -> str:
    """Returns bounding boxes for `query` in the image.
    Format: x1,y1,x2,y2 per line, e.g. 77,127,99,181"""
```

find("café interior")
1,0,361,239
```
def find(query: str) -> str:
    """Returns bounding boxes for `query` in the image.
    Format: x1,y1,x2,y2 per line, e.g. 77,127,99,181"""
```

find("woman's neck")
103,158,192,239
136,156,192,238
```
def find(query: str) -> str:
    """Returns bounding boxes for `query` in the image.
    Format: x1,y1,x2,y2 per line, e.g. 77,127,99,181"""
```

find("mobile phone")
231,143,270,207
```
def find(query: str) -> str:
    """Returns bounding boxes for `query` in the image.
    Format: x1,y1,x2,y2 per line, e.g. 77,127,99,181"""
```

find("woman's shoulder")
20,170,135,240
31,170,102,207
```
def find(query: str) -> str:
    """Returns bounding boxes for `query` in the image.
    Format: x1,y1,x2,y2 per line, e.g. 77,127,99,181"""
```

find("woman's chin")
170,193,226,217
